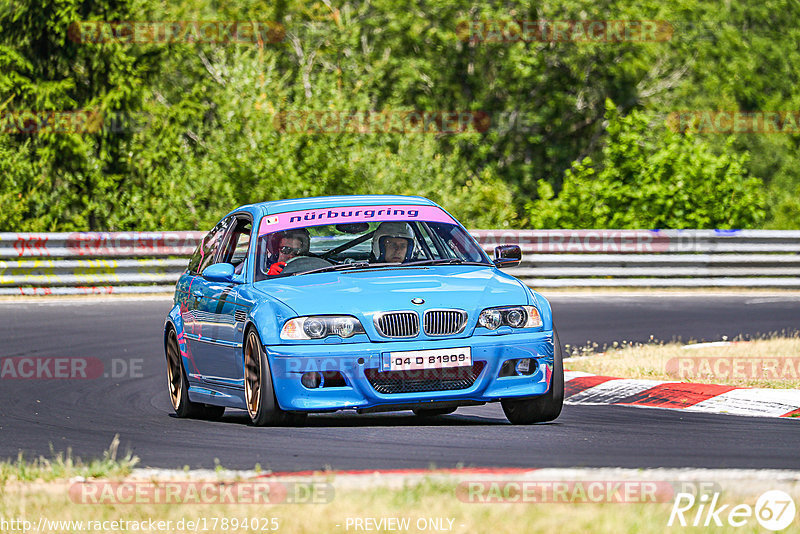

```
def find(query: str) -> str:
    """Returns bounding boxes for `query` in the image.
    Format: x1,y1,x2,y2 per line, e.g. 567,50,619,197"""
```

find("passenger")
267,228,310,275
372,222,415,263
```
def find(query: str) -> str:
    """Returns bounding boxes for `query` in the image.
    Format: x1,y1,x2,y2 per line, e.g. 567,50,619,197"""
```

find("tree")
0,0,161,230
527,101,766,229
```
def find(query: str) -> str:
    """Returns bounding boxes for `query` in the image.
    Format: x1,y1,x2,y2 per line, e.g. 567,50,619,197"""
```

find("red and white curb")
565,371,800,419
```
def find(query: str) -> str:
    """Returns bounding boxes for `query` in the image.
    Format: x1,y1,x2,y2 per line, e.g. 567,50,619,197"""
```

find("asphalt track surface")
1,294,798,471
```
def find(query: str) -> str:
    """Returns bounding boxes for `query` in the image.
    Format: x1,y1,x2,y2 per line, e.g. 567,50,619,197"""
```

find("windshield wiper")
403,258,488,266
291,259,488,276
291,261,372,276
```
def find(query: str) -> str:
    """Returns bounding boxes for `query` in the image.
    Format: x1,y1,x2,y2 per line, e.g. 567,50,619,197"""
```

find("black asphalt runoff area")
0,294,798,470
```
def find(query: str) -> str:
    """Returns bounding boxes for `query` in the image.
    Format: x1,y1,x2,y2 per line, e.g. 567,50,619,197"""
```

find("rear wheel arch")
164,320,225,421
164,320,179,350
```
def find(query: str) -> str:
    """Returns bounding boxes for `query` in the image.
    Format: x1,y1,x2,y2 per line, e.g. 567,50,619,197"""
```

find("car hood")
252,266,529,319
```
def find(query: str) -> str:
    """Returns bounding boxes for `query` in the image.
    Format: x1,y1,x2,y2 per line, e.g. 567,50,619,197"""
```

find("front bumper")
266,330,554,412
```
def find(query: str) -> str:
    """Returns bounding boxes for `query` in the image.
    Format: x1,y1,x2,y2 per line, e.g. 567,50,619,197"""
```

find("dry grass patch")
3,453,800,534
3,477,800,534
565,335,800,389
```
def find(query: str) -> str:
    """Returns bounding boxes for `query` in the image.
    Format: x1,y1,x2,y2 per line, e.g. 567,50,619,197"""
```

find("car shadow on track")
211,410,513,427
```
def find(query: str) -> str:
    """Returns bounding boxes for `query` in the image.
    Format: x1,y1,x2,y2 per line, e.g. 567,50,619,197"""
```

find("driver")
372,222,415,263
267,228,310,275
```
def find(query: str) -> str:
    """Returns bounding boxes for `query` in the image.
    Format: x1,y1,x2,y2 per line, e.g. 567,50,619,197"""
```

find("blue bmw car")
164,195,563,425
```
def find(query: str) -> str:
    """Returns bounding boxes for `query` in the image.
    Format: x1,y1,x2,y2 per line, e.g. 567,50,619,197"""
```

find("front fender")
246,289,299,346
528,288,554,332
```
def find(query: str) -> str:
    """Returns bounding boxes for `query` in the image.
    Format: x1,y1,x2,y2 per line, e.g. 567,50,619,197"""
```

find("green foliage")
765,184,800,230
527,102,766,229
0,0,798,230
0,0,163,230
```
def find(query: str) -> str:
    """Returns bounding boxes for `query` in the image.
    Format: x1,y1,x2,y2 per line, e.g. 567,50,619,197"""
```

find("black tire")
413,407,457,417
201,405,226,420
244,328,307,427
501,326,564,424
165,328,205,418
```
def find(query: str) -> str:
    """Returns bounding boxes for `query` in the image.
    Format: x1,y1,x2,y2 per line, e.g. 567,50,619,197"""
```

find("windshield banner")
258,204,456,235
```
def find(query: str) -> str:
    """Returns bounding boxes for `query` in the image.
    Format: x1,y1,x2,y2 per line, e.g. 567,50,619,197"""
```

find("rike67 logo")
669,490,796,531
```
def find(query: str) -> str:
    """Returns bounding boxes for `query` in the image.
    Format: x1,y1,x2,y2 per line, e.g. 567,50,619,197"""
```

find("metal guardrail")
1,230,799,294
0,232,202,295
472,230,800,288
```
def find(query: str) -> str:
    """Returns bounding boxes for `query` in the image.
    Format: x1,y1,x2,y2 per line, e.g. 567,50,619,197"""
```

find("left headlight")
280,315,366,340
477,306,542,330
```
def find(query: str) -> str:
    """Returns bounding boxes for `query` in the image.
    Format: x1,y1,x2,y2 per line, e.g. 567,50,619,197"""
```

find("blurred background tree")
0,0,797,230
527,101,765,228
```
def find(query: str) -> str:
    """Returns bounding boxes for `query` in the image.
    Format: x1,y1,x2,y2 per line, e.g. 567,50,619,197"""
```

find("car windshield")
255,205,490,280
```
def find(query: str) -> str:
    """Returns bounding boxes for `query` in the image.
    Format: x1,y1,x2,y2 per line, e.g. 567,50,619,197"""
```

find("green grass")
2,448,799,533
2,474,799,533
0,435,138,484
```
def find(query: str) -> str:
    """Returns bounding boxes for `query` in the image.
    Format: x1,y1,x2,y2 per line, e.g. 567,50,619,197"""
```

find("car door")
198,214,254,388
183,216,233,383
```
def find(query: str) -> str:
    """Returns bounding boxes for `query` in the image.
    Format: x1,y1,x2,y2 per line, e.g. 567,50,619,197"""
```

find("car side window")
413,223,444,260
428,222,486,261
193,218,232,275
218,217,253,273
230,226,251,266
186,243,203,274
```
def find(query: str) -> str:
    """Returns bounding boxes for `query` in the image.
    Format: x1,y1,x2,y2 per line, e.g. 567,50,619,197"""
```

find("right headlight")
477,306,542,330
280,315,366,340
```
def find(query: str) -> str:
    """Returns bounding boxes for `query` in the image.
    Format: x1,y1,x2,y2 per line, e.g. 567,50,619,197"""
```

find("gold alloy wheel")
244,330,262,419
166,330,182,411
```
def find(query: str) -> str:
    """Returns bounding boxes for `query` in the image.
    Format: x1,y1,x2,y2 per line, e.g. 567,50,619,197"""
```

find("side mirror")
201,263,236,283
493,245,521,268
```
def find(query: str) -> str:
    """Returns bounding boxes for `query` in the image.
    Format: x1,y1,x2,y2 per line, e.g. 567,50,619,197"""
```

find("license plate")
387,347,472,371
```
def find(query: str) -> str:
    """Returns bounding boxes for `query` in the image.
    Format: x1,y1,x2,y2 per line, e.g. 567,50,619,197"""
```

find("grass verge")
2,473,800,533
0,435,138,484
2,449,800,533
565,335,800,388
